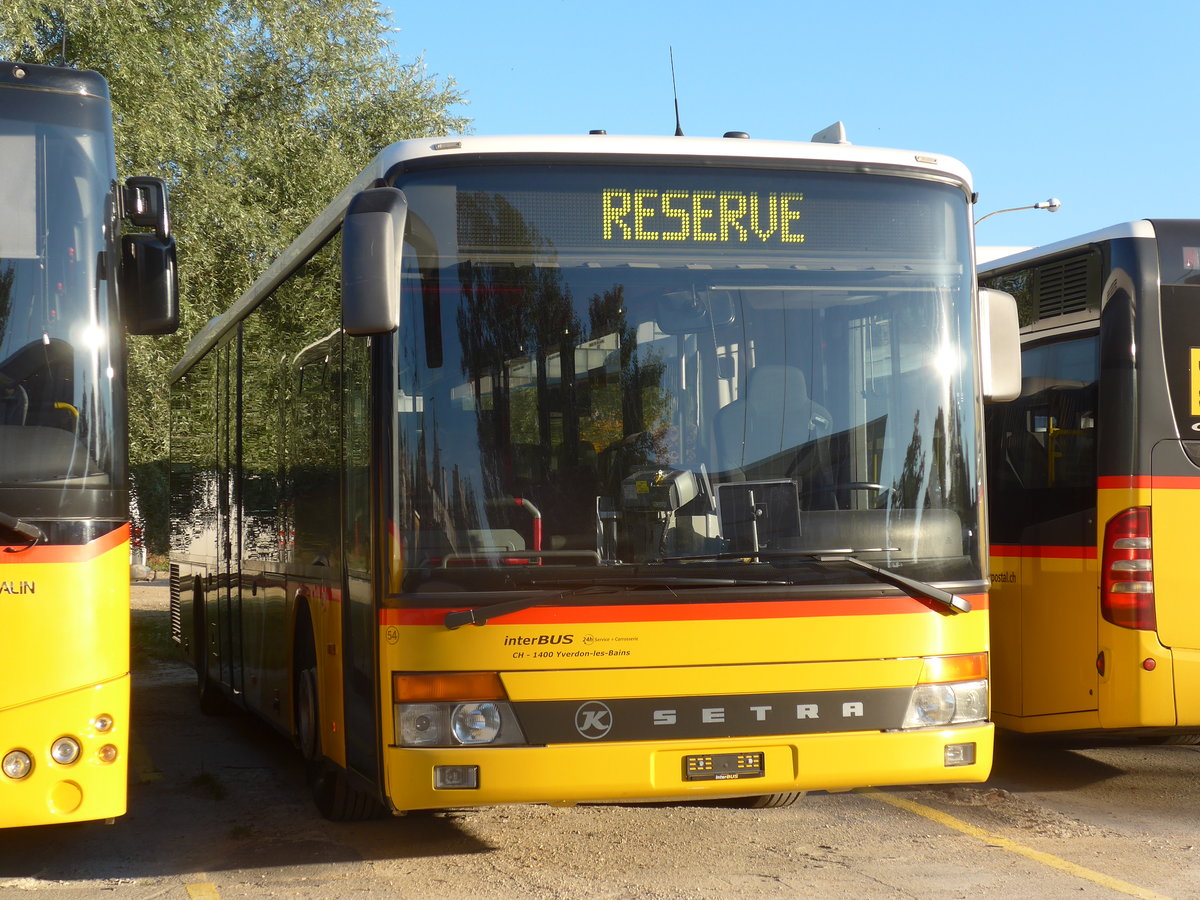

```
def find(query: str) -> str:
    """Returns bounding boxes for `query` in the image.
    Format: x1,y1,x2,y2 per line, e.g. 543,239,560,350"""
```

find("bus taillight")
1101,507,1157,631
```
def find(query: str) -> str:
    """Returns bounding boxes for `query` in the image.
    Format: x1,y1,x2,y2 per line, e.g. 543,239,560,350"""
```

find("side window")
169,354,218,562
986,335,1097,544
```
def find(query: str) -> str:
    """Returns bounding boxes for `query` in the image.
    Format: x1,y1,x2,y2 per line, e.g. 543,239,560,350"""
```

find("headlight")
902,679,988,729
395,701,525,747
3,750,33,780
51,736,81,765
451,702,503,745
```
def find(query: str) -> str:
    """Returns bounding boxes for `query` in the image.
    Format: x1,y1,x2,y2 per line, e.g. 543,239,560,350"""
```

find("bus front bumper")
381,722,993,812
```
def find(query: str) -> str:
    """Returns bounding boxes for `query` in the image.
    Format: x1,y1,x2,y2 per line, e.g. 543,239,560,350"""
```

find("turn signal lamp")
1102,507,1156,630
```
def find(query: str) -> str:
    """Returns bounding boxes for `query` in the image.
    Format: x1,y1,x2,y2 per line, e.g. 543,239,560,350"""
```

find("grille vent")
169,563,182,646
1035,253,1099,320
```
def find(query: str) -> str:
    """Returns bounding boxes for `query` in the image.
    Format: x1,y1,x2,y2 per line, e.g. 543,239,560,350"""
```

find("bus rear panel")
982,220,1200,737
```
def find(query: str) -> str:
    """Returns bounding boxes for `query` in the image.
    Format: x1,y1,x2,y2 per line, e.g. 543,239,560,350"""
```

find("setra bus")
980,221,1200,738
0,60,178,827
169,130,1018,818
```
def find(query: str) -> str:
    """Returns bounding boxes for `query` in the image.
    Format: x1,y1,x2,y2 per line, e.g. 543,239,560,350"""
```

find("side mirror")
119,175,178,335
342,186,407,336
122,176,171,240
979,287,1021,402
121,232,179,335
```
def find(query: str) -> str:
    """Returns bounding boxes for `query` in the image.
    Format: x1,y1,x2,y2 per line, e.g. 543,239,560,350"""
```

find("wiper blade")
662,547,970,614
0,510,45,550
443,575,786,629
818,553,971,614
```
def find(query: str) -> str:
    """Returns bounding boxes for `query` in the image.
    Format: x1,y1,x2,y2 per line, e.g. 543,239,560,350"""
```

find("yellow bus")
0,60,178,826
981,221,1200,738
169,130,1017,818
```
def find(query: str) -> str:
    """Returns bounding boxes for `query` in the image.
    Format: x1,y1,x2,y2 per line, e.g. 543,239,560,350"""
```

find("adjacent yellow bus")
981,220,1200,738
170,131,1016,818
0,60,178,826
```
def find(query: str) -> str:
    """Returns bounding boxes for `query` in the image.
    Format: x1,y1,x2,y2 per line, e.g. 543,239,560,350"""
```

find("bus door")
1150,280,1200,714
215,338,244,698
989,337,1099,718
1148,445,1200,649
340,334,380,786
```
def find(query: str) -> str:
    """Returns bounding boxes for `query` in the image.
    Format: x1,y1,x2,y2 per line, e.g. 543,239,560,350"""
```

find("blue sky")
384,0,1197,252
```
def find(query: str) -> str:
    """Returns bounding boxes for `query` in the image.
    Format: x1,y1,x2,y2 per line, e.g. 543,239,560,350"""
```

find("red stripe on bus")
0,523,130,564
1097,476,1151,490
1148,475,1200,490
381,592,989,627
989,544,1096,560
1093,476,1200,490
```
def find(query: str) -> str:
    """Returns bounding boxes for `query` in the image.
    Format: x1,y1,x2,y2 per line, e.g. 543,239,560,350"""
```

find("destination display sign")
600,188,807,245
439,166,960,261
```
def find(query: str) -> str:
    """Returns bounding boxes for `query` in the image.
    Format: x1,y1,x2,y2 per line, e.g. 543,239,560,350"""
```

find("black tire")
296,665,321,762
310,764,387,821
294,652,385,821
741,791,807,809
1160,734,1200,745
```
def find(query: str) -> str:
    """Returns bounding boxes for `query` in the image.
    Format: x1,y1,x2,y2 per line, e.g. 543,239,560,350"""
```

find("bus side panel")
987,547,1023,717
0,527,131,826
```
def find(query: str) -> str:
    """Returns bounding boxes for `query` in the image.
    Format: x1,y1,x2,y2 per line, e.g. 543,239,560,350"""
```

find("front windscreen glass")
391,164,979,595
0,89,122,518
0,90,120,513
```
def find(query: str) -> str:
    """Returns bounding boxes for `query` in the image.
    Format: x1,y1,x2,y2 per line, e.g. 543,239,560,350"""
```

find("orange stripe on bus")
381,592,988,627
0,523,130,564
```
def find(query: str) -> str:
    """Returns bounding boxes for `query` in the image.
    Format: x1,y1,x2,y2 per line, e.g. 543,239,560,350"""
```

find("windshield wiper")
817,554,971,614
0,510,45,550
660,547,971,614
443,575,788,629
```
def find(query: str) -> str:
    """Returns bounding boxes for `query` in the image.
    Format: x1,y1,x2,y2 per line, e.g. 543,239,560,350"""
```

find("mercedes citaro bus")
981,220,1200,740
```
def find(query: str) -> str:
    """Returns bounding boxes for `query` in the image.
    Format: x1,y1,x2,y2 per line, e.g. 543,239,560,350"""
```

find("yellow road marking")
858,788,1171,900
185,880,221,899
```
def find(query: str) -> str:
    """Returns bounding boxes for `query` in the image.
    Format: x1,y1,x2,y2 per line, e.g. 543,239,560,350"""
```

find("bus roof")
171,133,974,383
977,221,1159,274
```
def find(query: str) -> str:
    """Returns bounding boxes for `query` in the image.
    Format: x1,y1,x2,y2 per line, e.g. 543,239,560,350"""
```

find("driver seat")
715,364,833,492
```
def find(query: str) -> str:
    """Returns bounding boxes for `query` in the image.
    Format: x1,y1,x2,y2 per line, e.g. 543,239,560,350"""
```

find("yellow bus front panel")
379,594,991,810
0,528,131,826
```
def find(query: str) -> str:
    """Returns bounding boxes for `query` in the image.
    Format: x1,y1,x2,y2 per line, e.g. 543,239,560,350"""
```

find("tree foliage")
0,0,468,551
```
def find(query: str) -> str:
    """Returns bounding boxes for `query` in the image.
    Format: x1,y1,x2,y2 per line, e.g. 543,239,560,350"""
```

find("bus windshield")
0,88,123,524
391,164,979,594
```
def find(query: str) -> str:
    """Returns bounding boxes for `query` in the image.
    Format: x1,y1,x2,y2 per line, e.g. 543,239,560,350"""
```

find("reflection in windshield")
391,167,979,594
0,103,119,503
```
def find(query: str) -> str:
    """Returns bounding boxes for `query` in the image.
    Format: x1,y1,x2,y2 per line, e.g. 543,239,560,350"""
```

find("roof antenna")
670,47,684,136
59,1,68,65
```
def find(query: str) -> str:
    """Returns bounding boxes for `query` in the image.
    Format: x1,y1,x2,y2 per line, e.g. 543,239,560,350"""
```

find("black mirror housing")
121,233,179,335
342,186,407,335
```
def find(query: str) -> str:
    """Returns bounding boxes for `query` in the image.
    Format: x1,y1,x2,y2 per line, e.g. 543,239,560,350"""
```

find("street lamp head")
974,197,1064,226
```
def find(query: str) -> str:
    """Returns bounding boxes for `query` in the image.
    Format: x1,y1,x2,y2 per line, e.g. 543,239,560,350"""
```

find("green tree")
0,0,468,553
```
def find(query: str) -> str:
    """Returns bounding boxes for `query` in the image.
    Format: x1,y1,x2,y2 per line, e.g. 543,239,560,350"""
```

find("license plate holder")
683,751,765,781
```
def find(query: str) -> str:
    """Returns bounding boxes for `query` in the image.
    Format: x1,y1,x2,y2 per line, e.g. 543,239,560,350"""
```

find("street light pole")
974,198,1062,226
